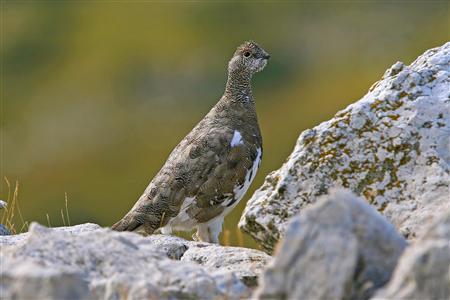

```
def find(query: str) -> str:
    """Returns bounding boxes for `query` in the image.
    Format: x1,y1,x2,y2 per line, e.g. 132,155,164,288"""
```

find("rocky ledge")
0,223,270,299
239,41,450,253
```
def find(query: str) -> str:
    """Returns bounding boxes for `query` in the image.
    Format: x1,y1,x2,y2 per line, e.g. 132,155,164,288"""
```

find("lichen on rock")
239,42,450,253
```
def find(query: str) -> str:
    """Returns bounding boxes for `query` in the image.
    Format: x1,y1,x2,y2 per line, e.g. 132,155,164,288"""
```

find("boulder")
255,189,407,300
0,222,271,299
373,212,450,300
239,42,450,253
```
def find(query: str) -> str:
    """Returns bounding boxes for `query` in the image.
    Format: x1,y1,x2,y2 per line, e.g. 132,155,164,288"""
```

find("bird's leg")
160,225,172,235
194,217,223,243
206,217,224,243
193,225,208,242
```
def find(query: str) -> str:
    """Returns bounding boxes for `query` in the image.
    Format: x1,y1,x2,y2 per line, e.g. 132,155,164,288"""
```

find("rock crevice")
255,189,407,300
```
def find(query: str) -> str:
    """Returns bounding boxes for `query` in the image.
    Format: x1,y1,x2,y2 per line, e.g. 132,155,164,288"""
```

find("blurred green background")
2,2,449,248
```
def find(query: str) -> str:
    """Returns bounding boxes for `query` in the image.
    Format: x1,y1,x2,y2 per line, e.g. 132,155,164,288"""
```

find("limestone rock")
374,212,450,300
0,222,270,299
240,42,450,253
255,189,407,300
0,224,11,236
142,234,271,286
0,222,101,246
181,243,271,287
1,261,89,300
0,200,7,209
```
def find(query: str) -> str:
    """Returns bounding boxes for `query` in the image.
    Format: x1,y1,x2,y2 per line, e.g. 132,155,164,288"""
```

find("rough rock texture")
255,189,407,300
0,224,11,236
240,42,450,253
1,261,90,300
0,223,270,299
374,212,450,300
144,234,271,287
0,222,101,246
181,243,269,287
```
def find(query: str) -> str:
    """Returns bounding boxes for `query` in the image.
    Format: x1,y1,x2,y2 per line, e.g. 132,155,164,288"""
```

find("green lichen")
242,215,278,254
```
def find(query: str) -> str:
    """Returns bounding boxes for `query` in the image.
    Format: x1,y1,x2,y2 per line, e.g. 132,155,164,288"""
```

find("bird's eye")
244,51,251,58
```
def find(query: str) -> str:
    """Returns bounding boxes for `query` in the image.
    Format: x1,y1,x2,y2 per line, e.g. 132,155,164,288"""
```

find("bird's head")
228,41,270,75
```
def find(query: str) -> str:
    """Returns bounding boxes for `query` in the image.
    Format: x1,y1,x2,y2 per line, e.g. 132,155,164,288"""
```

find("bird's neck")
224,68,253,104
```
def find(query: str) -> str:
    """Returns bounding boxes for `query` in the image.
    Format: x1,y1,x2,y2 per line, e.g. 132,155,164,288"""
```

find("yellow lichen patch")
363,188,376,202
398,91,409,99
387,114,400,121
379,202,388,213
370,99,384,110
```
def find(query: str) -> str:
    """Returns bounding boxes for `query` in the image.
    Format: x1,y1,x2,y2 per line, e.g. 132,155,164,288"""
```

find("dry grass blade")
1,178,72,234
159,212,166,228
61,209,66,226
236,228,244,247
1,177,28,234
65,192,71,226
222,229,230,246
46,214,52,228
13,180,26,229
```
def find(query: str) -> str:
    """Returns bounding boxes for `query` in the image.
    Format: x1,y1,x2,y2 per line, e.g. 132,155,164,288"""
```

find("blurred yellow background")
2,2,449,248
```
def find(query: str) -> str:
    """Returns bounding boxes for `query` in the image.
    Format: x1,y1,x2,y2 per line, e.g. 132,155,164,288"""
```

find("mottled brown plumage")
112,41,270,243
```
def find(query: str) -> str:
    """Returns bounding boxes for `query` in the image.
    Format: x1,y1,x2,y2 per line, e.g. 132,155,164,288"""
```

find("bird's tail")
111,213,142,232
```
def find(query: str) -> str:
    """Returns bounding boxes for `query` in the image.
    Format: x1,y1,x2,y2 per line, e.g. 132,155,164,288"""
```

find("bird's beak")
263,53,271,60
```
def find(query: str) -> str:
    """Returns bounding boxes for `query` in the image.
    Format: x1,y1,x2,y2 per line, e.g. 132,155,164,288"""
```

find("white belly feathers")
160,130,261,234
229,147,261,206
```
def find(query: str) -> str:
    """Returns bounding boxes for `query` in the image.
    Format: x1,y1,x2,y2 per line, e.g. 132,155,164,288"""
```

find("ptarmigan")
112,41,270,243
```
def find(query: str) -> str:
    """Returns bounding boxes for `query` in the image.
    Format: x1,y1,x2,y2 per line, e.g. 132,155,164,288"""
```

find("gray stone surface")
1,261,89,300
0,222,101,246
0,222,270,299
240,42,450,253
0,224,11,236
255,189,407,300
374,212,450,300
181,243,271,287
144,234,271,286
0,200,7,209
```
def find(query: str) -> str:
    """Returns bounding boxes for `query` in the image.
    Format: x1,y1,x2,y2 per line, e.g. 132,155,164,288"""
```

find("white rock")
1,260,89,299
0,224,11,236
0,222,270,299
255,189,407,300
0,200,7,209
181,242,271,287
0,222,101,246
144,234,272,286
373,211,450,300
239,42,450,253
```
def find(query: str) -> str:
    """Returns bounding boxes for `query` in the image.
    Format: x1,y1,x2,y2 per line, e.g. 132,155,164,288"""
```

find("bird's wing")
112,126,260,232
186,135,260,223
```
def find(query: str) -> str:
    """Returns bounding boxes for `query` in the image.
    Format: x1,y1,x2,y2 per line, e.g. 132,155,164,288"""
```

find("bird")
112,41,270,243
